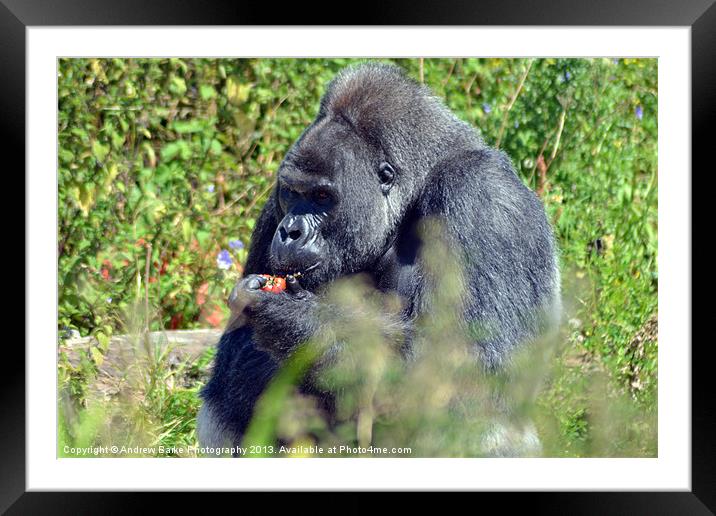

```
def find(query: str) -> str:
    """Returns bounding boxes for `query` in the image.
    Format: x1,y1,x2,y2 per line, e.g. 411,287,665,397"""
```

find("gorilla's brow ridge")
286,145,331,177
279,169,333,193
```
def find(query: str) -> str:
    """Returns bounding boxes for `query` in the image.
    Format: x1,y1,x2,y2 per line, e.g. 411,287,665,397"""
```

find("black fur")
199,63,560,446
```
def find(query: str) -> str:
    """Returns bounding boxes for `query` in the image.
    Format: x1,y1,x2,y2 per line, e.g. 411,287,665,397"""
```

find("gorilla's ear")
378,162,395,194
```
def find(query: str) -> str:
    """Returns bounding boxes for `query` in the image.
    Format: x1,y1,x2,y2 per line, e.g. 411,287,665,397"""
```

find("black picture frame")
5,0,710,512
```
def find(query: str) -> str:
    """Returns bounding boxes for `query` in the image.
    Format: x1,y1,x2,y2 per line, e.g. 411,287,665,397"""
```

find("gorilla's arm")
232,278,321,361
232,274,410,363
198,325,277,444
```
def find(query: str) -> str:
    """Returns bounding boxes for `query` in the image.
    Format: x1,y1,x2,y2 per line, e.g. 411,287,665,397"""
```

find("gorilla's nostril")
279,227,288,242
288,230,302,240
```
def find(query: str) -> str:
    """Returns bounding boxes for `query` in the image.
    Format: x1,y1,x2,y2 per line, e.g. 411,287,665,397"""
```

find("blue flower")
635,105,644,121
612,58,620,65
565,70,572,81
229,239,244,250
106,297,112,303
482,103,491,114
206,184,215,193
514,121,520,129
216,249,232,270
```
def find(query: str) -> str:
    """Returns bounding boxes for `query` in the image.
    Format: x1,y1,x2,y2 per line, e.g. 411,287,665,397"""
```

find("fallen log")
58,329,223,400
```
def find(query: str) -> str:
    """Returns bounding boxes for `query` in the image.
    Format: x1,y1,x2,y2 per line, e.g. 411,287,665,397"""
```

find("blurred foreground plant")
58,297,210,457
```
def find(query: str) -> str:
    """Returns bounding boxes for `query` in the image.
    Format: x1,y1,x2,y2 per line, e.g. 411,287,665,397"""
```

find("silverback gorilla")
198,63,561,454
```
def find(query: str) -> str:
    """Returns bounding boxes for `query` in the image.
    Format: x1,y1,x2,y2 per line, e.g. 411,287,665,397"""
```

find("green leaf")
102,163,120,193
141,141,157,167
95,332,110,352
77,184,95,216
226,76,251,105
150,200,167,222
110,130,125,149
89,346,104,367
160,141,191,162
70,127,89,142
59,148,74,164
195,229,211,248
200,84,217,100
182,219,193,243
91,140,110,163
172,120,204,134
169,75,187,97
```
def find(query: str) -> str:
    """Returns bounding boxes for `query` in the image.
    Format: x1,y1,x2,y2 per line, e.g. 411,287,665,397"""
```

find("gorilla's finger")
286,274,310,299
245,274,267,290
286,274,302,294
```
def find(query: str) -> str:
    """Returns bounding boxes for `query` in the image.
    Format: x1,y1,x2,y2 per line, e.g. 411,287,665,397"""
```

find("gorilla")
198,63,561,453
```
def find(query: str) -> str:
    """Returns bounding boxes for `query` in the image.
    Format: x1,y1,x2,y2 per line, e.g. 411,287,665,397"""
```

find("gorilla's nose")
271,214,322,272
278,216,309,245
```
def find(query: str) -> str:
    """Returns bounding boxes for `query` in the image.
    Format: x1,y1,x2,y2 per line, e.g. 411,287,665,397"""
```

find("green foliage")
58,329,213,457
58,58,657,456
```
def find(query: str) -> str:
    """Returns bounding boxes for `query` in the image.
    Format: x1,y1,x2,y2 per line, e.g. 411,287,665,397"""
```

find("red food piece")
259,274,286,293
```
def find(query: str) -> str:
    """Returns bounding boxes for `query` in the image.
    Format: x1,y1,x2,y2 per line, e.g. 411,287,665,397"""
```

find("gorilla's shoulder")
425,148,534,205
417,147,554,249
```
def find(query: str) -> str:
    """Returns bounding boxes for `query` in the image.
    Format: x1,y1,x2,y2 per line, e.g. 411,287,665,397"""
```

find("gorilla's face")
270,117,402,291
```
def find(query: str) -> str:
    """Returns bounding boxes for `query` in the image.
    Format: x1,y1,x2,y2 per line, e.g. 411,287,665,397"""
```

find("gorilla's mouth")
282,260,322,278
280,261,323,291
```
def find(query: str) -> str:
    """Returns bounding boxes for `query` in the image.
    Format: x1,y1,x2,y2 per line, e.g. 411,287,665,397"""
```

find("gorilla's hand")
228,274,310,312
229,274,319,361
227,273,270,314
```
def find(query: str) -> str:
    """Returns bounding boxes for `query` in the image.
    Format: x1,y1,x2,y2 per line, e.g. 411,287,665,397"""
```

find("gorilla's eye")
312,189,332,205
378,162,395,192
